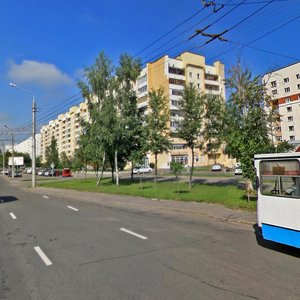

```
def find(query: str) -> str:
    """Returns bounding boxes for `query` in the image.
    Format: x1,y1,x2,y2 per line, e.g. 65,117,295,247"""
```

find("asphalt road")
1,175,300,300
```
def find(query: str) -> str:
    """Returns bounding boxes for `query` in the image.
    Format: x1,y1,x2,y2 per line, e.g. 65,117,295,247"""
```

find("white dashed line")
34,246,53,266
43,195,49,199
9,212,17,220
67,206,79,212
120,228,148,240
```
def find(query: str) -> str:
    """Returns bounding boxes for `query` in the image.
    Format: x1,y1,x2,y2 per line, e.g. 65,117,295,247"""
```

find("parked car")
43,170,50,176
211,164,222,172
133,166,153,174
26,168,32,174
49,169,60,177
8,170,22,177
37,169,44,176
234,168,243,175
62,168,72,177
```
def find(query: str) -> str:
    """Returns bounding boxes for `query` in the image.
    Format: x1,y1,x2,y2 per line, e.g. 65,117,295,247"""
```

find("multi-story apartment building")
40,102,88,163
136,51,232,169
263,62,300,146
5,134,41,158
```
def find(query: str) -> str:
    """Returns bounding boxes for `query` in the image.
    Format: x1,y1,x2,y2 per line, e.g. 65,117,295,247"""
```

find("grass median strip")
38,177,256,211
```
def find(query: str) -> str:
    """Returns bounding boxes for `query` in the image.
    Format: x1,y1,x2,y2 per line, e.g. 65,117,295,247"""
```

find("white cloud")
7,60,73,88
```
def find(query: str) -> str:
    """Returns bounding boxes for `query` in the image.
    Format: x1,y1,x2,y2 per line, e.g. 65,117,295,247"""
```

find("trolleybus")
255,152,300,248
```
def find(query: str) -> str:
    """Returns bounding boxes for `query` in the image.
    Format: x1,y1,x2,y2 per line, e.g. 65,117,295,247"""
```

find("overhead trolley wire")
206,14,300,63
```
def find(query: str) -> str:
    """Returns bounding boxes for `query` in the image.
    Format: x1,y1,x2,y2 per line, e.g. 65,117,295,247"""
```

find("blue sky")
1,0,299,142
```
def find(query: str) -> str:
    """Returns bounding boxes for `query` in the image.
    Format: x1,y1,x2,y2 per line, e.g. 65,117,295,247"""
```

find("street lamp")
4,125,14,178
10,83,36,188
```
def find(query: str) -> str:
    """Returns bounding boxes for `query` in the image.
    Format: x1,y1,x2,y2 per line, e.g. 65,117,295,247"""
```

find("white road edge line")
9,212,17,220
67,206,79,212
34,246,53,266
120,228,148,240
43,195,49,199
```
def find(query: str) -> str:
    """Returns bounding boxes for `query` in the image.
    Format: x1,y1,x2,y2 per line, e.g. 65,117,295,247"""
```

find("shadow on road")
253,224,300,258
0,196,18,204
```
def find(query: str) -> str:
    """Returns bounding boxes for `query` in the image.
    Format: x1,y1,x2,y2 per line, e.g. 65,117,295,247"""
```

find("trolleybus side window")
260,160,300,198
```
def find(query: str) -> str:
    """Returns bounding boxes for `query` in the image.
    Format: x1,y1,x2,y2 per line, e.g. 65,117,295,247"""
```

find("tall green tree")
224,63,273,183
114,54,142,185
146,88,171,184
203,93,226,164
45,137,59,168
115,53,143,184
178,83,204,189
78,51,115,184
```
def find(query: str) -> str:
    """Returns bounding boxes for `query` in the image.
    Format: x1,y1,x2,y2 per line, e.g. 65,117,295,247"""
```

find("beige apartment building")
40,52,233,169
136,51,234,169
263,62,300,146
40,102,88,163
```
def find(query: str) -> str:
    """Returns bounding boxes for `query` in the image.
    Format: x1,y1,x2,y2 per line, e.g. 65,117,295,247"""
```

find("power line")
133,7,207,58
189,0,273,51
15,92,83,131
214,0,290,5
143,0,241,65
206,14,300,63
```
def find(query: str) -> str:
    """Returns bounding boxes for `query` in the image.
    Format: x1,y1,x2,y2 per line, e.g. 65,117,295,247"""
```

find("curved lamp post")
10,83,36,188
4,125,14,178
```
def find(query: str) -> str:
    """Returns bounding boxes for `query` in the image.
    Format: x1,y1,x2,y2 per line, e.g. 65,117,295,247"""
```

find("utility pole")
4,125,14,178
10,83,37,188
32,96,36,187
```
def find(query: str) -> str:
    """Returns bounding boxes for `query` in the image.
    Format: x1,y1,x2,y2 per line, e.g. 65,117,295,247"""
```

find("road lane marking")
34,246,53,266
120,228,148,240
43,195,49,199
67,206,79,212
9,212,17,220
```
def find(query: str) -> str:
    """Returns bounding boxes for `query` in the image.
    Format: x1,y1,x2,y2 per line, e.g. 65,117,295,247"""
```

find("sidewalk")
4,175,257,227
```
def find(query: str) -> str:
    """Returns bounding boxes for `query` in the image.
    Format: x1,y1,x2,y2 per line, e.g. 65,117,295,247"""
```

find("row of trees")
71,51,290,189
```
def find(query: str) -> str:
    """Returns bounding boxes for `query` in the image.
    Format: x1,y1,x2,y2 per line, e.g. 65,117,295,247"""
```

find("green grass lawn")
39,177,256,211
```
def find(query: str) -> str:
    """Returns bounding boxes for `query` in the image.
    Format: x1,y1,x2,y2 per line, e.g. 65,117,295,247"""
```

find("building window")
289,126,295,131
296,74,300,79
205,73,218,81
171,89,183,96
284,77,289,83
271,81,277,87
287,106,292,112
169,78,185,86
171,100,180,107
170,121,179,128
285,87,290,93
205,84,219,91
189,72,192,78
197,73,200,79
290,136,295,141
275,126,281,131
169,67,185,76
285,97,291,103
137,74,147,85
138,85,147,94
298,84,300,90
272,89,277,95
197,84,200,89
171,155,188,165
172,144,186,150
288,116,293,122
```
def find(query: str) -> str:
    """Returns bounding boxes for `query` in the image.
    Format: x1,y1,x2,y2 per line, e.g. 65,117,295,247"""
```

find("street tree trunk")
115,149,119,186
189,147,194,189
154,153,158,184
97,152,106,186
